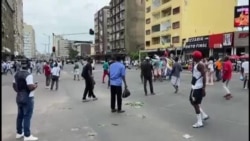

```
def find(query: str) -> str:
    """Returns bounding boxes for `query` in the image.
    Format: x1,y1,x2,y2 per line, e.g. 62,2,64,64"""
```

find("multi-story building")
53,35,64,56
144,0,236,55
13,0,24,56
23,23,36,58
58,39,72,57
2,0,15,59
109,0,145,54
94,6,110,56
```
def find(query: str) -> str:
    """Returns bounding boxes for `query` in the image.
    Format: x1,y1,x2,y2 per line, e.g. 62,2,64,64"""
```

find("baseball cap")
192,50,203,59
145,56,150,60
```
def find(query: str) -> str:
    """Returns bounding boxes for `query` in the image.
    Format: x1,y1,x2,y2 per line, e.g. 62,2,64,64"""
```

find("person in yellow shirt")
215,58,222,81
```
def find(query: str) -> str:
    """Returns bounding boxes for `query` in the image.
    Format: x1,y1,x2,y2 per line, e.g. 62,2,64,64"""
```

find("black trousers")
82,78,96,99
51,76,59,90
110,85,122,110
45,75,51,86
144,76,154,94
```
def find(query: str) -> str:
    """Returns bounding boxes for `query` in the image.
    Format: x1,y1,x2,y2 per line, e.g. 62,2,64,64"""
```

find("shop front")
183,36,209,60
209,33,233,59
234,31,249,55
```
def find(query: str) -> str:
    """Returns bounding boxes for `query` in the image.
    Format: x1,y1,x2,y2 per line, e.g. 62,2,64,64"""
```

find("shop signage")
222,33,233,46
209,33,223,49
234,31,249,47
184,36,209,49
234,5,249,27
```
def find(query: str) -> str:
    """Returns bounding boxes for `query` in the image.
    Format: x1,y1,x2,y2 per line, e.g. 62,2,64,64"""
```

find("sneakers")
16,133,23,139
202,115,209,120
24,135,38,141
192,122,204,128
92,97,98,101
117,110,125,113
224,94,233,100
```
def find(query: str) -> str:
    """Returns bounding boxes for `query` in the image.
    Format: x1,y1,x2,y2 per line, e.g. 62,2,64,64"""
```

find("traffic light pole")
52,29,94,60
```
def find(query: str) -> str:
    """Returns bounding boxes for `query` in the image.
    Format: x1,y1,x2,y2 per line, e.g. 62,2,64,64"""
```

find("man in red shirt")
222,56,233,100
43,61,51,88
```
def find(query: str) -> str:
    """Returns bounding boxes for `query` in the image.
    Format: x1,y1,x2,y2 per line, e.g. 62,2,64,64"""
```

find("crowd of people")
9,52,248,140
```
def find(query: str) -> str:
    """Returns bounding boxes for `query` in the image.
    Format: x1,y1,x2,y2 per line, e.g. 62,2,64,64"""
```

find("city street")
2,64,249,141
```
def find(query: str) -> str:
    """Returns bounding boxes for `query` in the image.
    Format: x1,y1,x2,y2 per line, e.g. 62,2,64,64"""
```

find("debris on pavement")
137,114,146,119
125,101,144,108
97,124,107,127
111,123,119,126
87,132,97,137
183,134,193,139
71,127,80,132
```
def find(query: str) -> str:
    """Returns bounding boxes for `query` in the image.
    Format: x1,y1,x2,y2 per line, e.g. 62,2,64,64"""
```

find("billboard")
234,5,249,27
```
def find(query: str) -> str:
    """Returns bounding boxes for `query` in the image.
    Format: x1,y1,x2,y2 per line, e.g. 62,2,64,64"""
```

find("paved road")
2,64,249,141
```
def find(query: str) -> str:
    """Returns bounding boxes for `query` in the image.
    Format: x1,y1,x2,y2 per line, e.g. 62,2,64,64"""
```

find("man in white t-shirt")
50,63,61,90
241,59,249,89
12,59,38,141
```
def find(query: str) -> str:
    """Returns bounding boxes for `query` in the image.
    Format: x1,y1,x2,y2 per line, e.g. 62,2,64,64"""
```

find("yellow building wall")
181,0,237,40
145,0,237,51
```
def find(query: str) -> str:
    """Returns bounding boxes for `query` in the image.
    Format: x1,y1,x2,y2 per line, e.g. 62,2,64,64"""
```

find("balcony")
152,12,161,21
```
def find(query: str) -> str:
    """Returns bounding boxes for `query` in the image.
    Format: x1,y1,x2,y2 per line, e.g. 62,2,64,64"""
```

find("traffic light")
89,28,94,35
52,46,55,53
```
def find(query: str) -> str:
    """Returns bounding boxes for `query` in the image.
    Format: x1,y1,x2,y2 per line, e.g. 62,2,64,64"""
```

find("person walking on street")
102,59,109,83
5,61,13,75
215,58,222,81
189,51,209,128
170,57,182,93
73,61,80,81
141,57,155,96
241,59,249,89
12,59,38,141
35,61,42,75
82,58,97,101
222,56,233,100
109,56,128,113
207,60,214,85
43,61,51,89
50,63,60,91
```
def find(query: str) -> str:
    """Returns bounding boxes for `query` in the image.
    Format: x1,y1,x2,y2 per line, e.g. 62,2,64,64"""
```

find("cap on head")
192,50,203,59
145,56,150,60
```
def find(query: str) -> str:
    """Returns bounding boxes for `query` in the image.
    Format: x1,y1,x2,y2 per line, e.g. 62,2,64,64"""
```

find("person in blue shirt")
109,56,128,113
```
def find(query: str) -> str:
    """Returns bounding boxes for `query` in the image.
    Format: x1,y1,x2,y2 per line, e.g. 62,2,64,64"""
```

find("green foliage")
68,48,79,59
140,52,147,60
129,52,139,60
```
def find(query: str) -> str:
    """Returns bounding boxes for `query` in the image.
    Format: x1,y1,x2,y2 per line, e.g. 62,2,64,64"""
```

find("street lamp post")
43,33,50,54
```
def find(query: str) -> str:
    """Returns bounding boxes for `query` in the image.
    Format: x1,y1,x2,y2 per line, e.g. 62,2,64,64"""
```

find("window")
152,0,161,9
146,6,151,13
161,20,171,31
172,21,180,29
161,35,171,44
153,12,161,20
151,24,160,32
162,0,171,4
146,30,151,35
172,36,180,43
146,18,151,24
161,7,171,18
152,37,160,45
173,7,180,15
146,41,150,46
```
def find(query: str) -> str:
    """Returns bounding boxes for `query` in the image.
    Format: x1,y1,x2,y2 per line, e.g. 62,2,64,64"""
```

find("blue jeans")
16,97,34,137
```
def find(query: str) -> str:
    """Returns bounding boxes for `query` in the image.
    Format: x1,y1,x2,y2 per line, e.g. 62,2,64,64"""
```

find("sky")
23,0,248,54
23,0,110,54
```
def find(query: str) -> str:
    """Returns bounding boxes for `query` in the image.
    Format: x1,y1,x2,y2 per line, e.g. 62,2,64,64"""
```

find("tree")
129,52,139,60
68,47,79,59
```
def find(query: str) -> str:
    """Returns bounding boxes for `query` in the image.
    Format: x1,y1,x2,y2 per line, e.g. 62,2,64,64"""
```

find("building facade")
144,0,236,53
58,39,72,57
94,6,110,55
2,0,15,58
109,0,145,54
23,23,36,58
13,0,24,56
